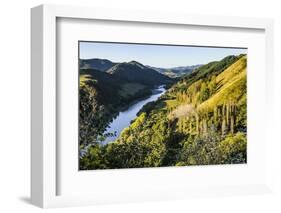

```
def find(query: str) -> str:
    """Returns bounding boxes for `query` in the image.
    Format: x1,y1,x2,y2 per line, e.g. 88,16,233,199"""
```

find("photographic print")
79,41,247,170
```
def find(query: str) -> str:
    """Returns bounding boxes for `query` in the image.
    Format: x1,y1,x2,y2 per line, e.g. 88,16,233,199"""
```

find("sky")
79,41,247,68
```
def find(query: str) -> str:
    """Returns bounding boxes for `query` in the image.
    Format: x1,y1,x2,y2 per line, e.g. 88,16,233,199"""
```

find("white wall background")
0,0,280,212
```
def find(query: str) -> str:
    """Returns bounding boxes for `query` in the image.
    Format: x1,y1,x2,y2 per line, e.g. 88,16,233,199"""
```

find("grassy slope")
198,56,247,111
130,55,246,131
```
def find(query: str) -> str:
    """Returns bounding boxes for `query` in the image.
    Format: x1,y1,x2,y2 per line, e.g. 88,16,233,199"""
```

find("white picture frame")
31,4,274,208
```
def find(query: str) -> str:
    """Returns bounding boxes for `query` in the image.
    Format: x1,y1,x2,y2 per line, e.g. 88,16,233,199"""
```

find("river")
102,85,166,145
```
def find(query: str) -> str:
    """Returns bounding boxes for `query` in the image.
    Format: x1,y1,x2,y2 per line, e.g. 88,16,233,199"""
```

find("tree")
198,82,210,103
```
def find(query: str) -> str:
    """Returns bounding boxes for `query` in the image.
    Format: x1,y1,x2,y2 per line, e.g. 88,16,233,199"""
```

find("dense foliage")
80,55,247,170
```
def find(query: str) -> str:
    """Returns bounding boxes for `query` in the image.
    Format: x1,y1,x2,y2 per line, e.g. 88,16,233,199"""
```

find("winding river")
102,85,166,145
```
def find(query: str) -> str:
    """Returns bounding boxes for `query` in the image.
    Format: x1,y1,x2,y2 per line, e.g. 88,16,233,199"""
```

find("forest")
79,54,247,170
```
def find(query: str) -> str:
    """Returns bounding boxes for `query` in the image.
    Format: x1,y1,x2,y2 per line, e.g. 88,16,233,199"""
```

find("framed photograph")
31,4,274,208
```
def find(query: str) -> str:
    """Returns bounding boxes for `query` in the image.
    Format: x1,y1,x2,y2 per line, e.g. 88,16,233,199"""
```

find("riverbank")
102,85,166,144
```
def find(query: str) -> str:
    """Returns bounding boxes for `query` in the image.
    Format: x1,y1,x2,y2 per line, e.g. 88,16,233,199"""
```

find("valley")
103,85,166,145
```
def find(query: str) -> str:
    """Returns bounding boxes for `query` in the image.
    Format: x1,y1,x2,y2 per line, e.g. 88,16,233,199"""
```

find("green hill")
107,61,173,85
79,58,116,71
198,56,246,111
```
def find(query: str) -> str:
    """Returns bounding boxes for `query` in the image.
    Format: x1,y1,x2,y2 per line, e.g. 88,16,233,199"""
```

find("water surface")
103,85,166,144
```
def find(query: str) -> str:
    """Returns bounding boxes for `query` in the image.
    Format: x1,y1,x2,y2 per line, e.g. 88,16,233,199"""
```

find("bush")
218,132,247,164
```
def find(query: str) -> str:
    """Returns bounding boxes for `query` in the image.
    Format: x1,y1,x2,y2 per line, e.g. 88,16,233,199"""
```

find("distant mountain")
106,61,173,85
79,58,202,79
146,66,166,73
79,58,116,71
147,64,203,78
171,64,202,72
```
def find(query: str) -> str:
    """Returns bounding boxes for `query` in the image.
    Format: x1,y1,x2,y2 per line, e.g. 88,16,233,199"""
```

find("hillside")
79,68,153,147
107,61,173,85
79,58,175,149
80,55,247,169
79,58,116,71
198,56,246,111
80,69,152,106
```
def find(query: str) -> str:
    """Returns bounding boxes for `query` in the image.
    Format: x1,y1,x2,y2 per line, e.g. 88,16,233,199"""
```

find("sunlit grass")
80,74,96,87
